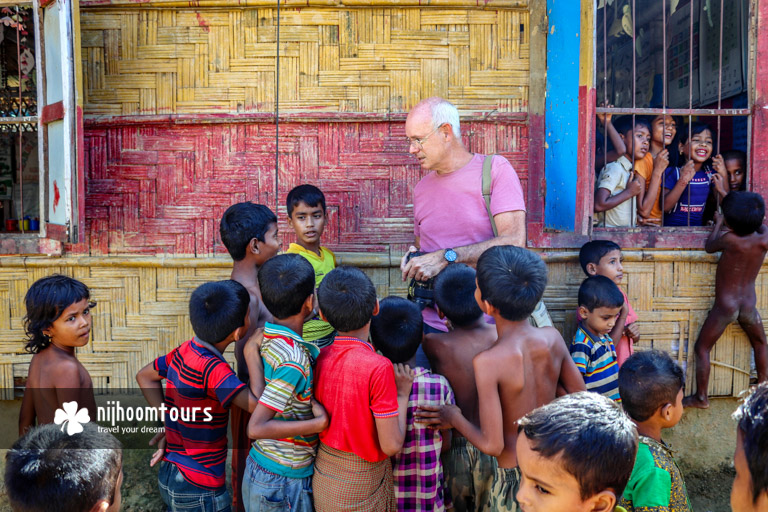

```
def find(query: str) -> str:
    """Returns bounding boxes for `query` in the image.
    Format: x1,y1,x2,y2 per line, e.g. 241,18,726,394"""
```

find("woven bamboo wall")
80,7,529,115
0,253,755,398
73,120,528,255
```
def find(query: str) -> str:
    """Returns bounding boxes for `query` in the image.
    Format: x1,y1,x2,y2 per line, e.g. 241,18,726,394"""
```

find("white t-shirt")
596,155,636,228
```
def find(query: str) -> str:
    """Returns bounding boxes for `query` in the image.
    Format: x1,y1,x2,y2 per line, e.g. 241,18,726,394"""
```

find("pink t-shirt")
414,153,526,330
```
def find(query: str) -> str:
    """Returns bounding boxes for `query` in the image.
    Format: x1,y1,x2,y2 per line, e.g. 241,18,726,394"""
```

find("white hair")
430,99,461,139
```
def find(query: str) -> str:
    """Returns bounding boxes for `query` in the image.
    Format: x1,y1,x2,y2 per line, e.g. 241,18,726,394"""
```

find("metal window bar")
595,0,751,230
0,5,37,234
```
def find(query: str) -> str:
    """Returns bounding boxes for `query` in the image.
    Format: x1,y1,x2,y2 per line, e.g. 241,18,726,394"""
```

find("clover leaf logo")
54,401,90,436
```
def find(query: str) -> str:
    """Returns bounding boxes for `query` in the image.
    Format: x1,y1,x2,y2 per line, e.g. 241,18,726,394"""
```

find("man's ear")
660,402,674,421
318,308,328,322
585,490,617,512
372,299,380,316
577,305,591,319
436,306,445,320
89,500,110,512
585,263,598,276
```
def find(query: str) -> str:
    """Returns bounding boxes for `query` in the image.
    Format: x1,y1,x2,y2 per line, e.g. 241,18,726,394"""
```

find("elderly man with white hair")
401,97,529,335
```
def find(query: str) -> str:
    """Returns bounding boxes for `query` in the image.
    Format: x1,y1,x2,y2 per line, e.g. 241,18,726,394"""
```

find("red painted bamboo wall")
71,120,528,255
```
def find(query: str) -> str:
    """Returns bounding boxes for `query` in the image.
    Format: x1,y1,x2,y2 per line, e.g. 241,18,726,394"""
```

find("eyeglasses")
405,124,444,149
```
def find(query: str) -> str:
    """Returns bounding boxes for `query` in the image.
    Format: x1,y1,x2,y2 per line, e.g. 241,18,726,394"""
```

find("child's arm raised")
638,149,669,218
663,160,696,212
704,212,729,253
608,303,630,349
248,398,328,439
594,178,643,213
375,363,414,456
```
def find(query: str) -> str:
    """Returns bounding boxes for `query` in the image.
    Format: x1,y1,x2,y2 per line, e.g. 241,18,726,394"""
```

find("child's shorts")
487,466,521,512
242,456,313,512
443,436,497,512
158,460,231,512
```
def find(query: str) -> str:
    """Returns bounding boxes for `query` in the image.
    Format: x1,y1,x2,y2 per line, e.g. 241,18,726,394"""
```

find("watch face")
445,249,457,262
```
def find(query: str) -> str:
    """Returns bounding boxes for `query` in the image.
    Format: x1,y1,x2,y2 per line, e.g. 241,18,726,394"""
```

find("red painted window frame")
527,0,768,249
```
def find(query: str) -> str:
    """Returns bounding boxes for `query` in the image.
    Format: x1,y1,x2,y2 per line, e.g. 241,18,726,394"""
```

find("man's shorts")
486,466,521,512
443,436,497,512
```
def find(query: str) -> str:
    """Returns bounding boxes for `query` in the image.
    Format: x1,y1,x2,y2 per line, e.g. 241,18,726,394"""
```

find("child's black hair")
476,246,547,322
578,275,624,312
613,115,651,138
578,240,621,275
219,202,277,261
287,184,327,217
258,253,315,320
723,149,748,191
644,114,684,167
679,121,717,145
23,275,93,354
189,280,250,344
370,296,423,363
317,265,377,332
619,350,684,422
518,392,638,500
433,263,483,327
734,382,768,504
5,423,122,512
722,191,765,236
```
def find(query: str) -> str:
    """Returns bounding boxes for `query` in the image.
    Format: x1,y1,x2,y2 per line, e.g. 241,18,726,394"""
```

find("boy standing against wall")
220,202,281,511
286,184,337,348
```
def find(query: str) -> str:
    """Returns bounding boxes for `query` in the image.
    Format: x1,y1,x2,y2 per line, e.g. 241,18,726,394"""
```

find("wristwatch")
444,248,457,263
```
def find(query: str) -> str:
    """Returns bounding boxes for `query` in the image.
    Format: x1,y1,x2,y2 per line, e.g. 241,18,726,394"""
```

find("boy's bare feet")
682,394,710,409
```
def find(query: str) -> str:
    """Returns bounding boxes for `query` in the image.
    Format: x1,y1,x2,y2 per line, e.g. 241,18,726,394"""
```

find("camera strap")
482,154,498,237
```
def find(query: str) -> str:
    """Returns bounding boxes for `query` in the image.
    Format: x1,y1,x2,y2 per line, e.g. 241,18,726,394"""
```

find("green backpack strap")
482,154,498,237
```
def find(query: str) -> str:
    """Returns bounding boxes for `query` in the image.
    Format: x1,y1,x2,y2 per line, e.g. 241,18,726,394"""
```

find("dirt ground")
686,463,736,512
0,449,735,512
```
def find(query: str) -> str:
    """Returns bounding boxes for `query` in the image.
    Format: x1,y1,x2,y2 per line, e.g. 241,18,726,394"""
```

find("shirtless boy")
418,246,585,511
19,275,98,435
423,263,498,511
684,191,768,408
219,202,280,511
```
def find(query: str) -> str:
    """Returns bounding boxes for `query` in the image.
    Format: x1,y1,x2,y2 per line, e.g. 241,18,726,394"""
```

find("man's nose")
408,143,420,155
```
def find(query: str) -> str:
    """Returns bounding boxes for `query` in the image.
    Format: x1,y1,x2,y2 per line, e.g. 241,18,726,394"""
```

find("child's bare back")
712,224,768,314
479,324,585,468
21,345,97,433
423,321,496,427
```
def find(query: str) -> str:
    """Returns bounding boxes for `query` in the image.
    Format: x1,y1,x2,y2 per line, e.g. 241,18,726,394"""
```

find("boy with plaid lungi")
371,296,455,512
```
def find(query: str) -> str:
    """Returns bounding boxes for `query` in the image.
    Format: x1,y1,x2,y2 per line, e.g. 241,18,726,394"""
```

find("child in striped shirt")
570,275,624,402
371,296,455,512
245,254,330,511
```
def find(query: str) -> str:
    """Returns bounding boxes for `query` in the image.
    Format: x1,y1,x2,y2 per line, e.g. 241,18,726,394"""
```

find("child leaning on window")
662,122,716,227
594,115,649,228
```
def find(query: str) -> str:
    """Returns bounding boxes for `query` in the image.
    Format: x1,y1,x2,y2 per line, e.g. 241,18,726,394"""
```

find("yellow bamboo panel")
0,253,757,397
81,6,530,115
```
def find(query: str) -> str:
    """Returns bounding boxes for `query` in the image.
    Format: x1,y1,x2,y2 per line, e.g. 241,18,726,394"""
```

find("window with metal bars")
593,0,750,231
0,5,38,235
0,0,85,254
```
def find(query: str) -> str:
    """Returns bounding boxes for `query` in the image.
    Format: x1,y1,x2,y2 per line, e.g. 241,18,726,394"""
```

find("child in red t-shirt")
312,266,413,511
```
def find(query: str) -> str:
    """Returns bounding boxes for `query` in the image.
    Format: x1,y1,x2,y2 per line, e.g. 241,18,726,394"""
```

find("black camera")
405,251,436,310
